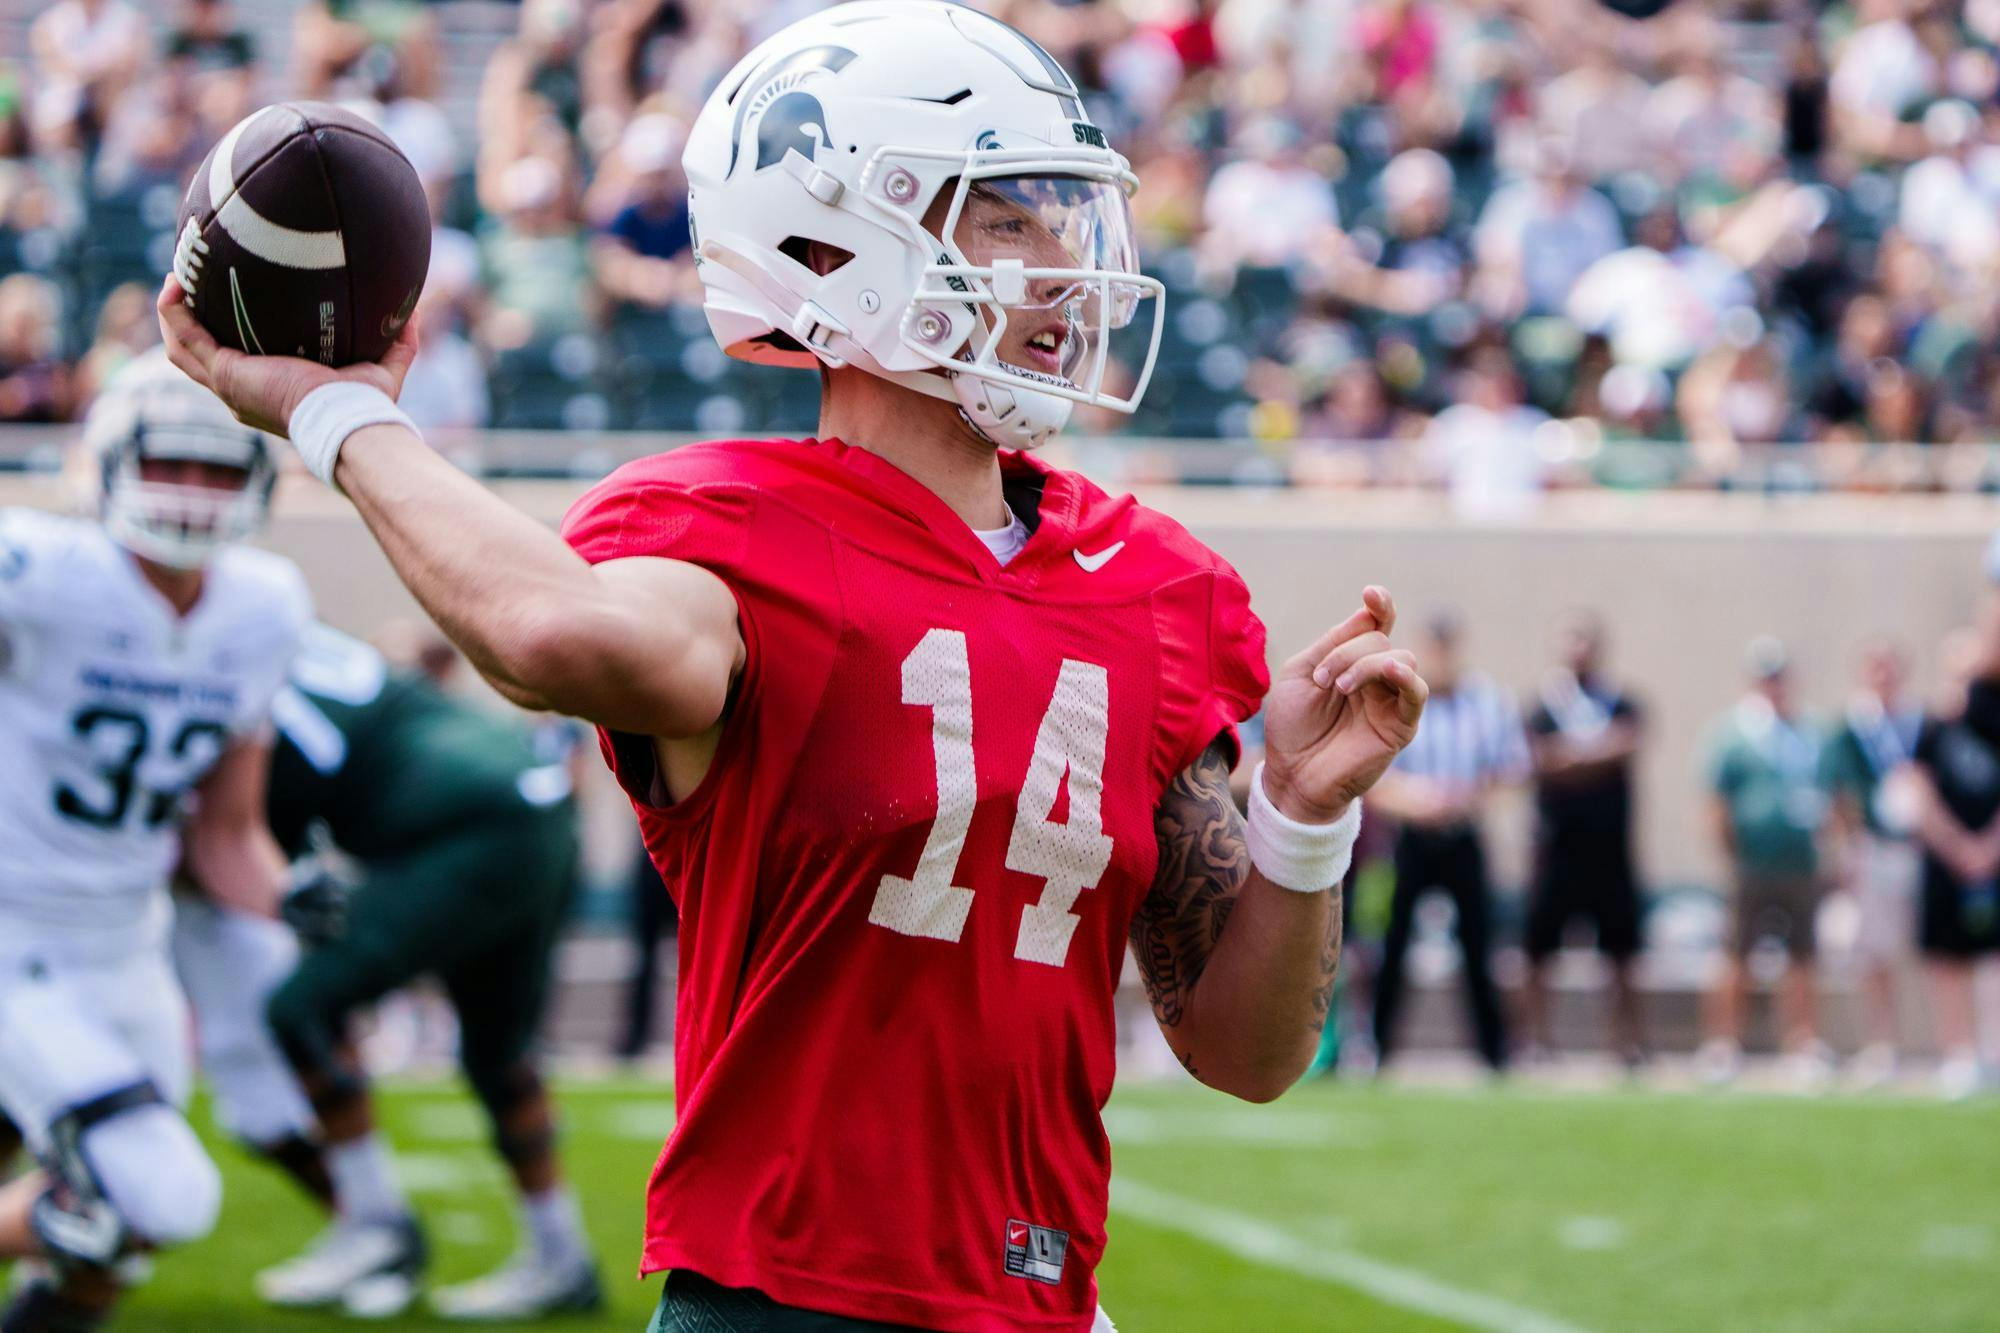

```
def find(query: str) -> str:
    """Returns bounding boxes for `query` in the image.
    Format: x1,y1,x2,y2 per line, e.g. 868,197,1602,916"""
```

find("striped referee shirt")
1390,672,1531,792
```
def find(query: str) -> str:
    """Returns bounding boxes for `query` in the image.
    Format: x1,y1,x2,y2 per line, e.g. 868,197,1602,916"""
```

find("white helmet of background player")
683,0,1165,450
82,348,278,569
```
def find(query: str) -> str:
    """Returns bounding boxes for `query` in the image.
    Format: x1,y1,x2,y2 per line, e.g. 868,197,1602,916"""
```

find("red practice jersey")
562,438,1268,1331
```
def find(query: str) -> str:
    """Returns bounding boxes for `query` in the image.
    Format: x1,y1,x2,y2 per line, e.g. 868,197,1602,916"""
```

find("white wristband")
287,382,415,488
1246,762,1362,893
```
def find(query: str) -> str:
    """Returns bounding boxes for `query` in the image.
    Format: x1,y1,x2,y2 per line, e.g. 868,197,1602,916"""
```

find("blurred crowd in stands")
11,0,2000,488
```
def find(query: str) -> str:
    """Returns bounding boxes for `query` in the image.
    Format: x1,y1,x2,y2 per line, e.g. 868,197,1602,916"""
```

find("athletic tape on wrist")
287,382,415,488
1246,762,1362,893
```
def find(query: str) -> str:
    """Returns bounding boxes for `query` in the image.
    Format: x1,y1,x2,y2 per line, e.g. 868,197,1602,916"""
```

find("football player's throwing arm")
157,282,744,742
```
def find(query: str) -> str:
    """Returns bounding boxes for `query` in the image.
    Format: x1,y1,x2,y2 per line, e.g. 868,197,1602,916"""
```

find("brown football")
175,102,430,367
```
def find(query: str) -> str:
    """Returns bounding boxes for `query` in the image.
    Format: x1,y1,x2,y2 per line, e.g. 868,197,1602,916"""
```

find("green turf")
104,1075,1999,1332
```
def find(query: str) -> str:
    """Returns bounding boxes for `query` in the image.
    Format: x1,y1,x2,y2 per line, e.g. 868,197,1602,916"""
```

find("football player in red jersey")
160,5,1429,1328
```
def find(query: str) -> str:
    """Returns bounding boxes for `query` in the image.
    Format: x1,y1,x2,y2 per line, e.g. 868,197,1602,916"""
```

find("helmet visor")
956,175,1146,331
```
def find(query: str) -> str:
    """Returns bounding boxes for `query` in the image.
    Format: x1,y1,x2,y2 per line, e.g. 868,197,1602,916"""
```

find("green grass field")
115,1075,2000,1332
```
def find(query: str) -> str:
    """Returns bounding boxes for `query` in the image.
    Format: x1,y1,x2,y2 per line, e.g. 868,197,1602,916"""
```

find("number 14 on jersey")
868,628,1115,968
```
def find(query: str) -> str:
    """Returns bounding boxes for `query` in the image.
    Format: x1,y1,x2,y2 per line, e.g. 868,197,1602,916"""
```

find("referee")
1369,613,1528,1072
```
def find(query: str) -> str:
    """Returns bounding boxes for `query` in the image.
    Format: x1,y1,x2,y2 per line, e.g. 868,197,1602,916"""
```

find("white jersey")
0,508,310,954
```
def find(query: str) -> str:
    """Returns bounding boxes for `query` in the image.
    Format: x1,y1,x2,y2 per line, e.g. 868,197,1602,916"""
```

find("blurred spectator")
1419,343,1549,520
93,62,206,195
1306,360,1404,443
1898,100,2000,270
163,0,256,148
1201,116,1339,271
1567,206,1753,374
1645,33,1779,189
1807,294,1900,431
1473,138,1623,318
1822,637,1923,1090
74,280,159,404
1537,36,1651,185
293,0,439,103
399,239,490,431
0,79,63,233
1678,338,1793,476
1698,637,1833,1089
1909,609,2000,1098
1354,0,1441,102
590,113,694,310
1520,611,1648,1068
1335,147,1463,318
164,0,257,142
0,274,72,423
1781,28,1832,173
29,0,150,150
1367,613,1527,1074
479,156,595,349
166,0,253,77
373,79,459,208
480,0,587,163
1830,0,1937,139
1861,358,1931,444
383,82,486,432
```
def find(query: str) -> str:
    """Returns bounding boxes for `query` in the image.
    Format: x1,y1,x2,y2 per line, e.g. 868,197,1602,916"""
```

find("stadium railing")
8,426,2000,495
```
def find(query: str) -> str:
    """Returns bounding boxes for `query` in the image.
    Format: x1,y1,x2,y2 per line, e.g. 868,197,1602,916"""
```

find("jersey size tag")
1002,1218,1069,1286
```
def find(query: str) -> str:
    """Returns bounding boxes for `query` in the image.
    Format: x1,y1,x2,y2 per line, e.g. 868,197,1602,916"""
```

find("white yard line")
1111,1177,1594,1333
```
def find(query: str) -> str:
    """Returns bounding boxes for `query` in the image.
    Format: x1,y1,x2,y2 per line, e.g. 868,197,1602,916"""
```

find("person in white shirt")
1201,115,1341,270
1898,100,2000,269
27,0,150,148
1644,40,1780,186
1420,345,1550,521
1830,0,1938,123
0,350,311,1333
1473,138,1624,318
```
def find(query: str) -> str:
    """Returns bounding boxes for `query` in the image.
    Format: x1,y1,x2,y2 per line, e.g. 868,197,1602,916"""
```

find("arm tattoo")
1309,888,1342,1034
1130,738,1347,1038
1129,739,1248,1029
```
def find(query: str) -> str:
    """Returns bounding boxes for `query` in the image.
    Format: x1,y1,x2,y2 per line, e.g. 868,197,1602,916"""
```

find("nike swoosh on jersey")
1072,542,1125,573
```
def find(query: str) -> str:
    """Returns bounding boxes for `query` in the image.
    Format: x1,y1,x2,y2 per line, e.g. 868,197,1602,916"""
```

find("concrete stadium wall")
7,470,1996,894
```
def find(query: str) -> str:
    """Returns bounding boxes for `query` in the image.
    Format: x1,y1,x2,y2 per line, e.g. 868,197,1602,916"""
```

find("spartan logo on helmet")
726,44,858,178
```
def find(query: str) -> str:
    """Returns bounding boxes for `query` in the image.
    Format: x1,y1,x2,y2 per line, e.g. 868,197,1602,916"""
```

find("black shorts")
1525,826,1641,961
1919,865,2000,958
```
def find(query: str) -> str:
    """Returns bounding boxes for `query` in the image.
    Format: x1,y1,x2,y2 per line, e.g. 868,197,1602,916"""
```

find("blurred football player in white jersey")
0,349,311,1333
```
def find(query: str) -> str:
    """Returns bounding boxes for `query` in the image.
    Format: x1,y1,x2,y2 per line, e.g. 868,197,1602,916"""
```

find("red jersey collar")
804,437,1080,585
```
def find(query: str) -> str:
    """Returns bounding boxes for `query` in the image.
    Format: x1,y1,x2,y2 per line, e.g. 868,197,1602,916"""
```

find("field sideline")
112,1075,2000,1332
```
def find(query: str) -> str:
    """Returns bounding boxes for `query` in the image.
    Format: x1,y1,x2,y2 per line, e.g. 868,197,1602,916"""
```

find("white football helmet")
82,349,278,569
684,0,1164,449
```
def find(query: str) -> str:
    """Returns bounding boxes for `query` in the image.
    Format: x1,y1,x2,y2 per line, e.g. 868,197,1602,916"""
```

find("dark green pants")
266,800,579,1098
648,1272,930,1331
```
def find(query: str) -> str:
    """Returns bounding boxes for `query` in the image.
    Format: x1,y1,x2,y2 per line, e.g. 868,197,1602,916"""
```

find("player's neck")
134,554,208,617
820,380,1010,531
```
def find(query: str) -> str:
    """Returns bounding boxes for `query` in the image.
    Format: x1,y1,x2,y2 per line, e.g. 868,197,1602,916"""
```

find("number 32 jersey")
563,439,1268,1332
0,509,310,953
